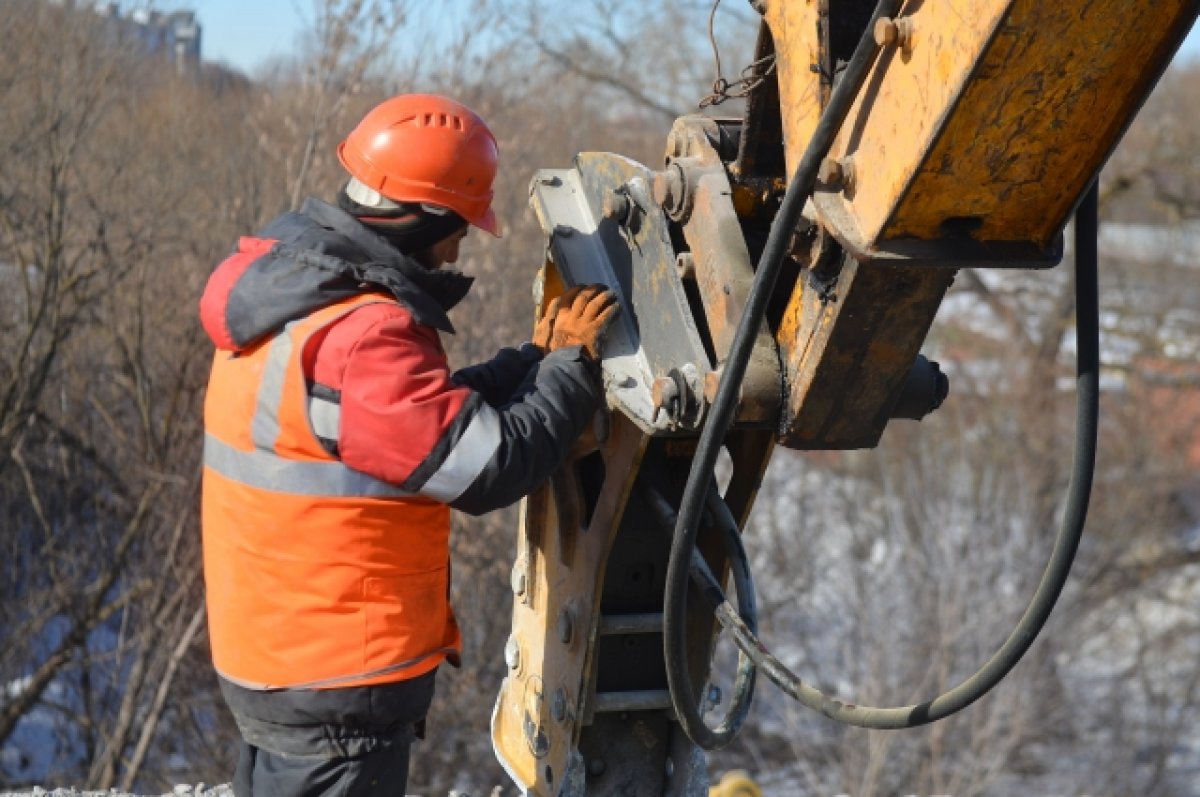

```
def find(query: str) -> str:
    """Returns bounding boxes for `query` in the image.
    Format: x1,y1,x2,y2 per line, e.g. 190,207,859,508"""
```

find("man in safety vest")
198,94,617,797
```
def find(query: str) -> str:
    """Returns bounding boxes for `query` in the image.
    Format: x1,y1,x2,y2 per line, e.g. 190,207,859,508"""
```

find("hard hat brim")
474,206,501,238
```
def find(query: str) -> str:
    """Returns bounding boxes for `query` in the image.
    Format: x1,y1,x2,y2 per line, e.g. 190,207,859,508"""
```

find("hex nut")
652,376,680,417
819,156,856,193
874,16,914,49
818,157,845,188
652,169,681,209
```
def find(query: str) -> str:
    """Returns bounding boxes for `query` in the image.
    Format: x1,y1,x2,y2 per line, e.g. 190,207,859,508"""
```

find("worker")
197,93,618,797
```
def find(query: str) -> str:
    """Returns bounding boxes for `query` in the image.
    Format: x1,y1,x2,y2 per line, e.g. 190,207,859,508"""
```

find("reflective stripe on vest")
202,292,462,691
203,433,413,498
202,303,412,499
216,646,457,692
418,400,502,502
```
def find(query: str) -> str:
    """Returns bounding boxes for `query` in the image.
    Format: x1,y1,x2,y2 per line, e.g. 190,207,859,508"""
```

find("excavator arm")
492,2,1199,794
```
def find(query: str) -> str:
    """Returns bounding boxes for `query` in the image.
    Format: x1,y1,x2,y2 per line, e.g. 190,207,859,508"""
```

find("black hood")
200,199,473,351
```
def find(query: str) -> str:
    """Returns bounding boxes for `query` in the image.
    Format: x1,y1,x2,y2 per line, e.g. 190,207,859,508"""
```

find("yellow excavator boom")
492,2,1199,794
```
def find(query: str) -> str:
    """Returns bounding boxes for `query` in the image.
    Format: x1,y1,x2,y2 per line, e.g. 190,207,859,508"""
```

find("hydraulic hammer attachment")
492,0,1199,793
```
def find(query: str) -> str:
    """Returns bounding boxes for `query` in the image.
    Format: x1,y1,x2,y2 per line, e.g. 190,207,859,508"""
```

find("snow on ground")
0,787,231,797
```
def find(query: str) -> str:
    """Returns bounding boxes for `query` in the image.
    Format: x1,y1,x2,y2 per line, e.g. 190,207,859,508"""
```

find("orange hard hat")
338,94,501,237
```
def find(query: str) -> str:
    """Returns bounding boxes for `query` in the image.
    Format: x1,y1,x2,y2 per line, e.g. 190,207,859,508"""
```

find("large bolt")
818,156,856,193
652,168,683,210
652,376,681,420
675,252,696,280
504,636,522,671
874,16,915,49
818,157,844,188
511,561,528,598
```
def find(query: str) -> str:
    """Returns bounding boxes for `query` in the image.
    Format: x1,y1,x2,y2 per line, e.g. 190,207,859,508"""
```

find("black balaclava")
337,184,474,314
337,187,468,255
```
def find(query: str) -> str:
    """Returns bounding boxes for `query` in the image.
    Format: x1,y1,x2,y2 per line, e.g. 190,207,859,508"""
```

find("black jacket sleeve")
448,346,603,516
451,343,543,407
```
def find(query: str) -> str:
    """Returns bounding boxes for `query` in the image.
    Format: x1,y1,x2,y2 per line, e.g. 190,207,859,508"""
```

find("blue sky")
196,0,1200,76
195,0,473,73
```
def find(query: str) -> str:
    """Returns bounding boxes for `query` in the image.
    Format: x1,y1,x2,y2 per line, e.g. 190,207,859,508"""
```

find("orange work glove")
532,286,584,354
545,284,620,360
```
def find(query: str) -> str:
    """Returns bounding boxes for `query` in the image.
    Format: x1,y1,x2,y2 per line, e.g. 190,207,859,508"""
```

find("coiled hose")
662,0,1099,745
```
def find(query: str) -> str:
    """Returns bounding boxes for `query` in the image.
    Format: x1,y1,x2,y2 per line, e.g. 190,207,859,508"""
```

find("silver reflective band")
345,176,403,210
420,403,503,502
250,327,295,450
216,646,457,690
204,434,413,499
308,395,341,441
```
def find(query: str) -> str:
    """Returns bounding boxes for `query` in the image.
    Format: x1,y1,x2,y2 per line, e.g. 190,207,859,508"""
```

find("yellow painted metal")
810,0,1196,253
491,406,650,796
817,0,1009,248
764,0,1195,449
709,770,764,797
762,0,823,175
774,256,953,449
885,0,1195,246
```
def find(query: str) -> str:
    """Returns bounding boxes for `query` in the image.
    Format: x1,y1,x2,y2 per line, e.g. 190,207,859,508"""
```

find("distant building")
72,2,202,74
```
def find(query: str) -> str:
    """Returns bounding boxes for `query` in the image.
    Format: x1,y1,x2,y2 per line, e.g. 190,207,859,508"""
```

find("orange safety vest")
201,293,461,690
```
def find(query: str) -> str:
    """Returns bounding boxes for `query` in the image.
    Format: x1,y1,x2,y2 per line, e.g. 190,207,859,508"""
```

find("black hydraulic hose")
663,0,905,749
645,484,758,744
664,3,1101,743
697,184,1100,728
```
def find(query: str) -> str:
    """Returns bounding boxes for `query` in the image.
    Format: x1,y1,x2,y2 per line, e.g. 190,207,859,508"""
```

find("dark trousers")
220,671,437,797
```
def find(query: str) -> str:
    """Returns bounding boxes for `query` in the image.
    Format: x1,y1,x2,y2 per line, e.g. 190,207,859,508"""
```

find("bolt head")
675,252,696,280
651,376,680,414
818,157,845,187
504,636,521,671
511,562,527,597
652,167,685,210
874,17,899,46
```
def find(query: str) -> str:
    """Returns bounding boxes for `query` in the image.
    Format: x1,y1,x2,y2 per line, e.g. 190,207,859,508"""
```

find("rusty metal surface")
492,414,650,795
529,155,714,434
663,116,783,427
775,254,954,449
809,0,1198,262
761,2,823,181
758,0,1195,447
732,23,785,181
492,416,771,795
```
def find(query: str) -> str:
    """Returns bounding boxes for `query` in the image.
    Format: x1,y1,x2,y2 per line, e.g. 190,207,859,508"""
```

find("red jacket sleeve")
306,301,603,512
307,303,471,487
